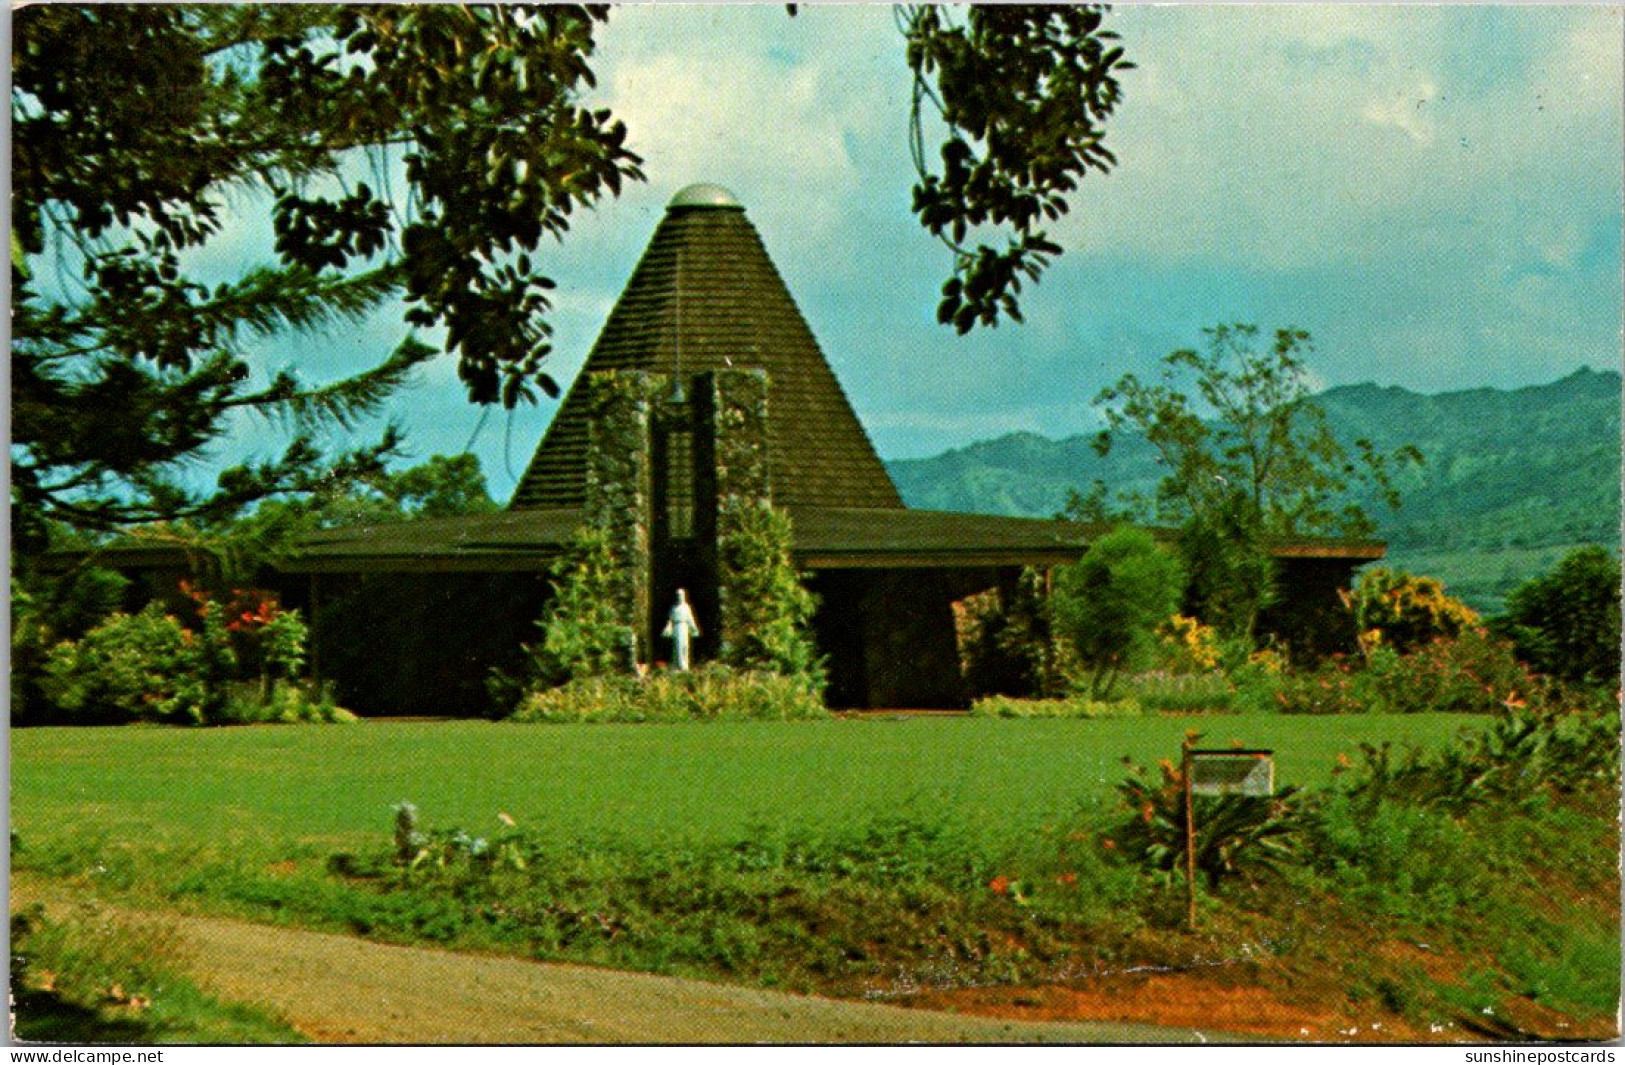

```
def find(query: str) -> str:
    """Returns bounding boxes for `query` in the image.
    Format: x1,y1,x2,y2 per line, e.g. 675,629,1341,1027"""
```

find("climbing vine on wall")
525,525,638,686
717,499,823,684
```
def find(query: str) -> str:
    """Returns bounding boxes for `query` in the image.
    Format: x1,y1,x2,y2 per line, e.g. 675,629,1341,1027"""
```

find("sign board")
1188,749,1274,797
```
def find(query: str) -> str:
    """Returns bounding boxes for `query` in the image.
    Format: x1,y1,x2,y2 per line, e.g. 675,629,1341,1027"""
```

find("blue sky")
201,5,1624,499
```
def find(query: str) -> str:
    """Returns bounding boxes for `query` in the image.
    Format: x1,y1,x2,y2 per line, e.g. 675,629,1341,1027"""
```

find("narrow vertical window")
666,428,694,538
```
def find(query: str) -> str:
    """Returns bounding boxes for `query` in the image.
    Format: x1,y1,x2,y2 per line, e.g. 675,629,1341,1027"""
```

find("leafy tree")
1497,546,1621,687
14,4,1132,546
12,4,638,545
1051,527,1184,699
64,453,504,588
1092,324,1421,638
380,454,501,520
1175,498,1278,642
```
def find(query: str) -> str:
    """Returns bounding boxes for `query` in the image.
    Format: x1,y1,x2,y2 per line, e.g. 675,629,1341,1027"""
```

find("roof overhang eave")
793,548,1089,570
280,549,566,574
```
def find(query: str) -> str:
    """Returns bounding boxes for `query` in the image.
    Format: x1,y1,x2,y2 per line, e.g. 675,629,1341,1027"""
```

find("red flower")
1056,872,1078,887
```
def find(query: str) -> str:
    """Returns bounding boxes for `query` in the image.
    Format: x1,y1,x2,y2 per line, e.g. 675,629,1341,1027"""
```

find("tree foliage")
1092,324,1421,638
1094,325,1418,538
901,5,1130,333
14,5,1132,546
66,453,503,587
1497,546,1621,687
11,4,639,543
1051,527,1184,699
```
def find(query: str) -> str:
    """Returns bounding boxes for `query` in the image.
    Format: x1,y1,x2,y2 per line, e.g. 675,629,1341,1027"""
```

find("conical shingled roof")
510,185,903,510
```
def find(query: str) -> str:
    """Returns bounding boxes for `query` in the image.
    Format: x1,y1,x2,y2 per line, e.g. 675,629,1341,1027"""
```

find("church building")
285,183,1383,710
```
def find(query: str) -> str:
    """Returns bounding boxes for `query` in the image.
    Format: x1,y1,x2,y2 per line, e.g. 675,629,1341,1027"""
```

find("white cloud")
150,4,1621,485
589,6,902,244
1061,6,1621,276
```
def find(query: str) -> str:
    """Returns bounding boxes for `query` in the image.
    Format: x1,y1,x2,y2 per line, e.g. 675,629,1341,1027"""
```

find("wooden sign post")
1181,742,1275,931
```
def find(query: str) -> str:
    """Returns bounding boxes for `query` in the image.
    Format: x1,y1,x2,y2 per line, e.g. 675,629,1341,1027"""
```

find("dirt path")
12,878,1237,1044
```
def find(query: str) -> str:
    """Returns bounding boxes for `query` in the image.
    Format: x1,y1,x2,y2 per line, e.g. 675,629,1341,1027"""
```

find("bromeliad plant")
1109,754,1306,892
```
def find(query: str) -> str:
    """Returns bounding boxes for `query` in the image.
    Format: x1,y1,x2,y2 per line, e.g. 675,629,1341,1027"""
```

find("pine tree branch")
225,336,435,431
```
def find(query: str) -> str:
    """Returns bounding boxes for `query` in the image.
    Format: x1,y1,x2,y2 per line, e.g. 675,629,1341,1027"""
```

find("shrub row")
1273,630,1546,715
509,665,828,723
26,589,352,727
984,625,1569,719
968,694,1140,719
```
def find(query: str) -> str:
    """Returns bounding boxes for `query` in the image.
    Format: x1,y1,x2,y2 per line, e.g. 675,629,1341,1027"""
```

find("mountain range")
886,368,1622,613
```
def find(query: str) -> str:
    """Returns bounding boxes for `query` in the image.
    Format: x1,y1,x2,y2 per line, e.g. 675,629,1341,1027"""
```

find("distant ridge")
886,368,1621,611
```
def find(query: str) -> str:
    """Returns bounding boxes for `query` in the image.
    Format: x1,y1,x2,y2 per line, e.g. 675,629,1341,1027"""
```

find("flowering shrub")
41,604,213,724
1272,657,1368,715
1245,646,1289,676
1157,614,1221,673
1274,629,1536,716
1365,630,1539,716
36,582,338,726
1342,568,1480,655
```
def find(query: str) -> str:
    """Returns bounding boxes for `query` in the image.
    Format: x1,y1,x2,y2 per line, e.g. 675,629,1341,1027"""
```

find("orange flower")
1056,872,1078,887
1101,839,1117,851
989,875,1011,895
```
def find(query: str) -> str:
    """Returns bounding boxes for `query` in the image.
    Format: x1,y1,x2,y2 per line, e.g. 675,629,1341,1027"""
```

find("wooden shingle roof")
509,186,903,511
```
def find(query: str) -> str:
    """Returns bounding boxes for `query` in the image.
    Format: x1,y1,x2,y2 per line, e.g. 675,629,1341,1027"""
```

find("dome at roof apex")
668,183,743,209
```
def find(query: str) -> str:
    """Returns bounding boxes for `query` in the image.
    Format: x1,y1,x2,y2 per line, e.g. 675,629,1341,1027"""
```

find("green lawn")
11,714,1481,852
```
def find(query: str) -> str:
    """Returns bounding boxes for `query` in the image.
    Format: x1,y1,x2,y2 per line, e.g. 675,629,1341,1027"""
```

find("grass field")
10,714,1484,853
10,713,1618,1043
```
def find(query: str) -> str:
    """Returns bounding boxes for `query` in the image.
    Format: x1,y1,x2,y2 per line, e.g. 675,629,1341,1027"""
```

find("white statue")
663,588,701,671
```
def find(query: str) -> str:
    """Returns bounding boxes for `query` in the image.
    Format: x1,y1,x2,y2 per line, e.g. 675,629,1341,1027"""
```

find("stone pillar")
694,369,773,660
583,371,666,664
